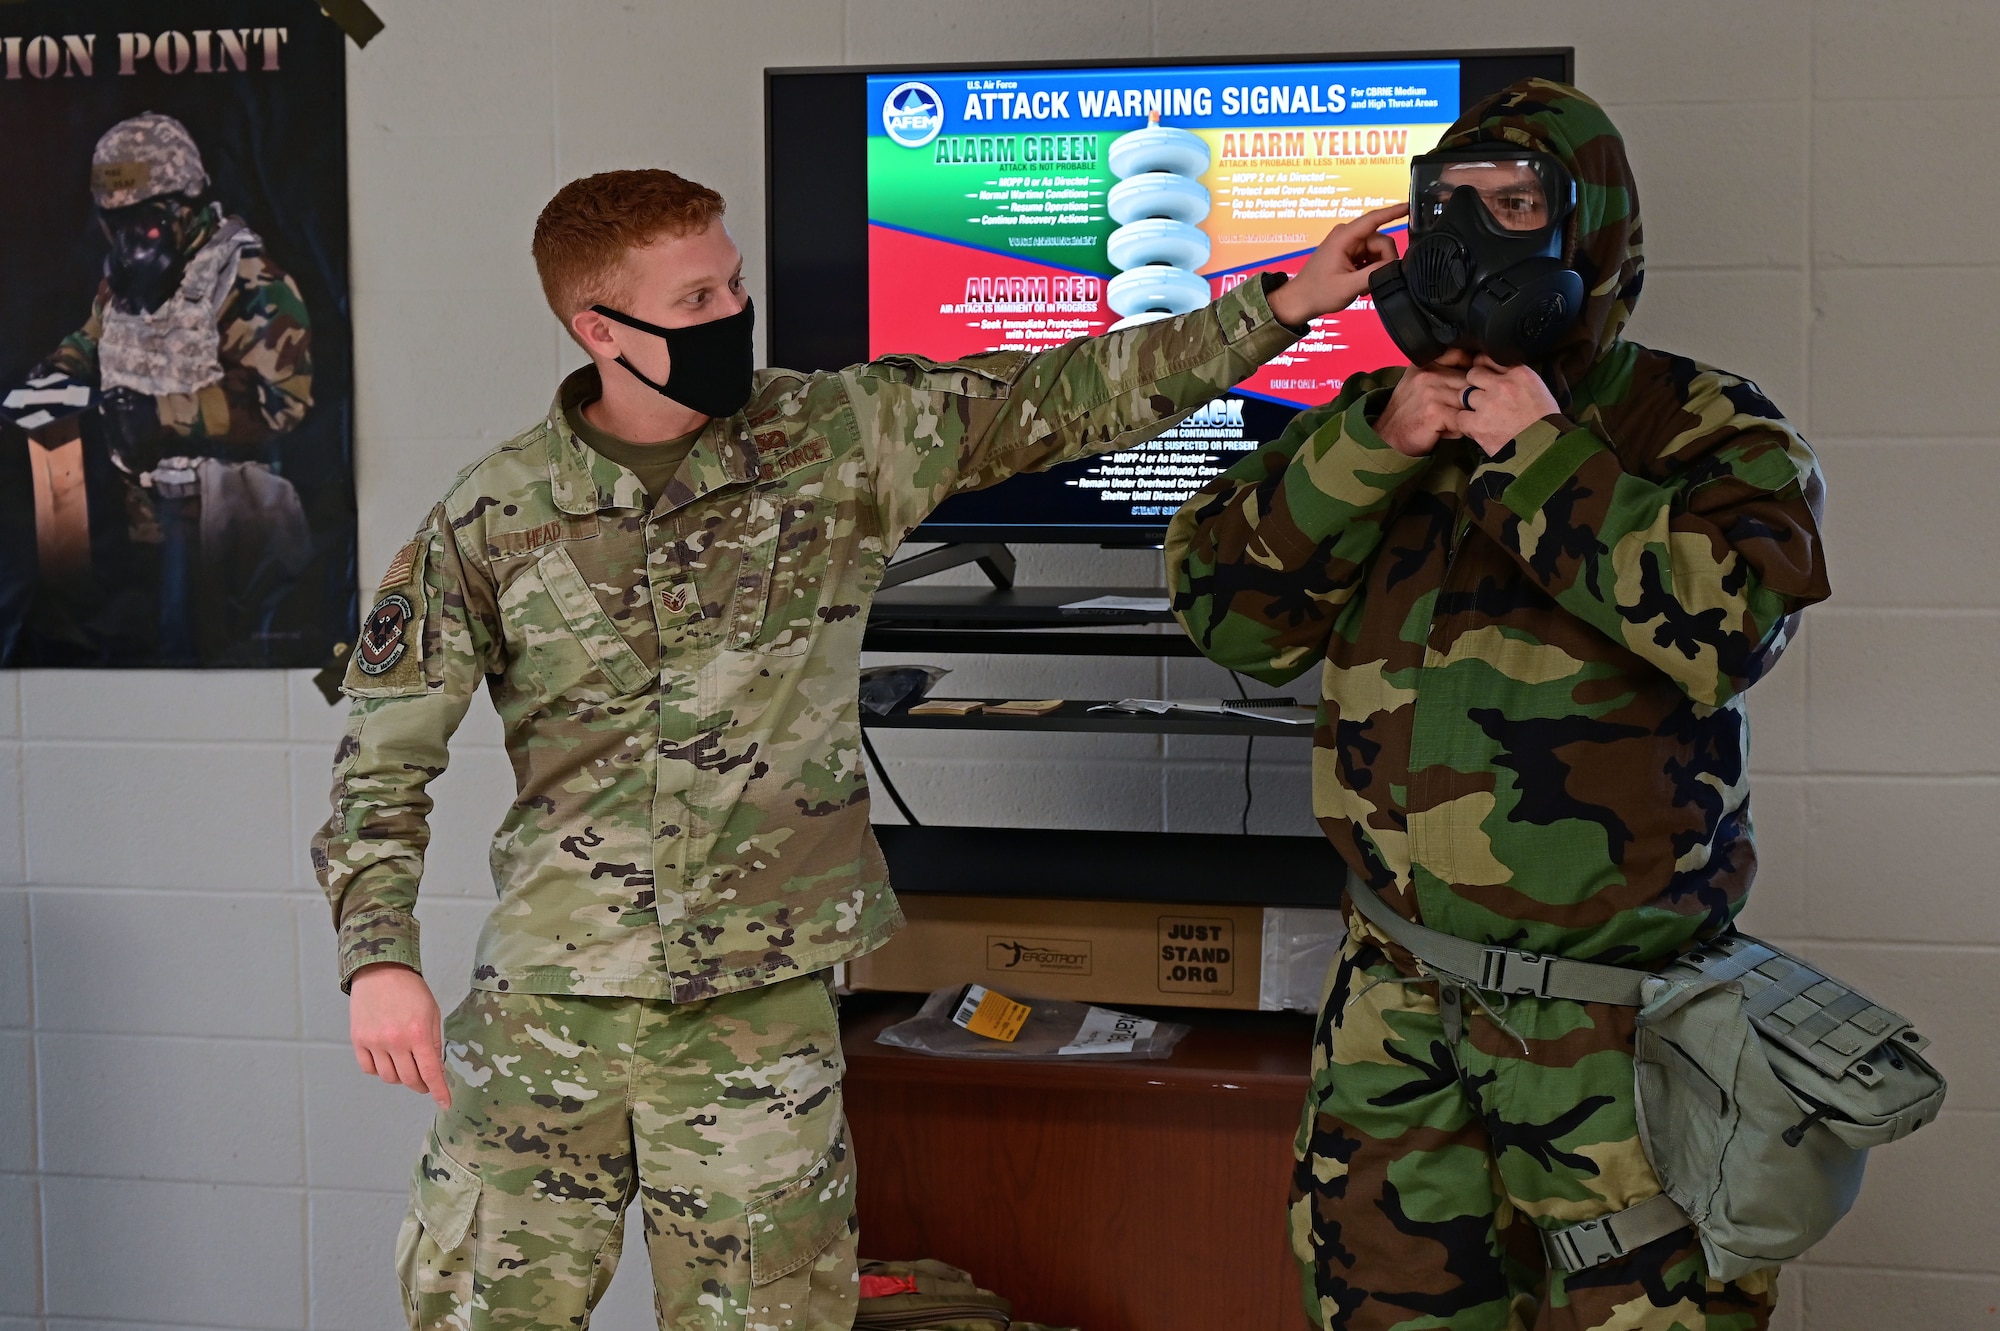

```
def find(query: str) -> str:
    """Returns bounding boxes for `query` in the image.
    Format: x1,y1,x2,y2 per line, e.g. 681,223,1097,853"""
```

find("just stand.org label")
1158,915,1233,994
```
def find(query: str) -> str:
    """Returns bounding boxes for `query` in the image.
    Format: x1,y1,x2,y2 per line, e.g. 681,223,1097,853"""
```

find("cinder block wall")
4,2,1995,1327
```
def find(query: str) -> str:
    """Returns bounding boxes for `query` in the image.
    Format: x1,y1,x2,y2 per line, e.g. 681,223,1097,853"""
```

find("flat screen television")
766,47,1572,545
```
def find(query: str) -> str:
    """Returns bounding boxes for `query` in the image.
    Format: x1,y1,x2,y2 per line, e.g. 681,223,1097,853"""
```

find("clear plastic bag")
876,985,1190,1060
858,664,949,715
1257,907,1346,1012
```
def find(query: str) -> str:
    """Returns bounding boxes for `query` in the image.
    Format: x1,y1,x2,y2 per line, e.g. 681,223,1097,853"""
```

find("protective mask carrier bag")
1368,143,1585,367
1345,875,1946,1280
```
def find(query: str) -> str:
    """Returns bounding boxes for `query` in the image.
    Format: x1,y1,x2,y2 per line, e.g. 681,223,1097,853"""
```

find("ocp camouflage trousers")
396,972,858,1331
1290,930,1777,1331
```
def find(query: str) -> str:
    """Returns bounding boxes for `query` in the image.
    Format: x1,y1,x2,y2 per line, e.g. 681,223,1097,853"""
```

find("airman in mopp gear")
1167,80,1829,1330
40,111,314,663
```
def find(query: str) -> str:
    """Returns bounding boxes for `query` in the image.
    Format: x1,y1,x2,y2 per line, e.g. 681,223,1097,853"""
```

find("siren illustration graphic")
1105,112,1213,331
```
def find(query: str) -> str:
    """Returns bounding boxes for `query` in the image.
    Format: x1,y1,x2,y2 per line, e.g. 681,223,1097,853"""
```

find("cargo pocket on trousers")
397,1128,483,1321
747,1122,857,1309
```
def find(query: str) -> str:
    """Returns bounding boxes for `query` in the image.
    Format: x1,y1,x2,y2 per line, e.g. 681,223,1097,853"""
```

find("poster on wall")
867,59,1455,525
0,0,353,668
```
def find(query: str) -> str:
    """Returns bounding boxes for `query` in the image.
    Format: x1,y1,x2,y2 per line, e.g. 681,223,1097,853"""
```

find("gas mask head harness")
1368,143,1582,367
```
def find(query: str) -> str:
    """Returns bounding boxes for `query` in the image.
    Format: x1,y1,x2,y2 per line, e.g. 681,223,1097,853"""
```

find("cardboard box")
846,894,1275,1011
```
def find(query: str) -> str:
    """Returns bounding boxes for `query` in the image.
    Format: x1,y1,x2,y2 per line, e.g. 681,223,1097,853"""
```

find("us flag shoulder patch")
379,541,420,590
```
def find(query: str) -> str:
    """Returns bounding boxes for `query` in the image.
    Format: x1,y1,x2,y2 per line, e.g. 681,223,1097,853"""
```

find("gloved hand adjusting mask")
1368,145,1582,367
589,298,756,419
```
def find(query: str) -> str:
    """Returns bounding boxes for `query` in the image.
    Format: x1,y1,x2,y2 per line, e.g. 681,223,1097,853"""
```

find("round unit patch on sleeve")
355,593,414,676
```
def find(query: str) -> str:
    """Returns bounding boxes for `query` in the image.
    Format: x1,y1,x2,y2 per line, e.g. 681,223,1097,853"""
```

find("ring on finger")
1461,385,1480,410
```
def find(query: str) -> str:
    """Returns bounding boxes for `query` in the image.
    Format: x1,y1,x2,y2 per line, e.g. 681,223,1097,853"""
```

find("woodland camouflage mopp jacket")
1167,83,1831,968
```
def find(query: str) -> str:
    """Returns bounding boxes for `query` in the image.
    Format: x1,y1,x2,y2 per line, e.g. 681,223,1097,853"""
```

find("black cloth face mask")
588,298,756,419
1369,146,1582,367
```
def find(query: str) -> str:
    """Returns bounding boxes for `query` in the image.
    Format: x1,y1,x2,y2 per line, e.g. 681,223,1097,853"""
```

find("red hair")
532,169,726,329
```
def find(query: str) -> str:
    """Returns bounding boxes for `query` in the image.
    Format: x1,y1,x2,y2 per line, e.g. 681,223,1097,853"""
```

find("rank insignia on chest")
356,593,413,676
659,583,692,616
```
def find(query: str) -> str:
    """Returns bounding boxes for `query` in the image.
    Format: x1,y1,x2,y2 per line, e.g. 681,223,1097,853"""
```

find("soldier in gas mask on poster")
31,111,315,665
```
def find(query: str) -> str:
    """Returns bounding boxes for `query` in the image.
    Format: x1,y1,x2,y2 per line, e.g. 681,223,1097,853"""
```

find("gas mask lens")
1411,153,1573,235
1366,146,1584,367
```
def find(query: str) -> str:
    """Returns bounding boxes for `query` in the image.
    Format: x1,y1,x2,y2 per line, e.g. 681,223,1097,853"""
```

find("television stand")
879,541,1016,590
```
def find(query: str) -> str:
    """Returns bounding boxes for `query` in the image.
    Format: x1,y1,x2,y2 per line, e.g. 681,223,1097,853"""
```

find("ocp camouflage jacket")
1166,84,1831,967
314,278,1299,1000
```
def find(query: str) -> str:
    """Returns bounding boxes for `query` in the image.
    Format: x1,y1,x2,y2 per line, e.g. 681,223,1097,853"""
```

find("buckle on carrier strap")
1479,946,1554,996
1545,1218,1625,1271
1541,1194,1692,1273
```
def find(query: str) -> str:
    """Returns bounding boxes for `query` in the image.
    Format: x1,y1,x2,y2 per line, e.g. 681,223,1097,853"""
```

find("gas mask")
1368,145,1581,367
100,196,201,315
589,298,756,419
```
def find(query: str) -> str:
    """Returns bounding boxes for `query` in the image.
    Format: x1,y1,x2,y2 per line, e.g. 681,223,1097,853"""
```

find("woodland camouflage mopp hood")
1439,78,1645,404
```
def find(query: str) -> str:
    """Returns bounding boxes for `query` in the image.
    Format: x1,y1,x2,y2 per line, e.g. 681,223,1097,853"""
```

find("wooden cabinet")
841,995,1318,1331
849,580,1333,1328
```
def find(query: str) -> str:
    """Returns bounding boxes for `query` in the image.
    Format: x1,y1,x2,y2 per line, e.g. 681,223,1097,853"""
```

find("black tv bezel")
765,47,1574,546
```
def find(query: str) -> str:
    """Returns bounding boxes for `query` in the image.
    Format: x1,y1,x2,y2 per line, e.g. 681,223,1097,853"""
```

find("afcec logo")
882,81,944,147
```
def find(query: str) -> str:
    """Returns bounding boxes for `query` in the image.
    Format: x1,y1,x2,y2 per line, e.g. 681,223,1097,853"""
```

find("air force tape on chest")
753,428,830,481
343,534,433,697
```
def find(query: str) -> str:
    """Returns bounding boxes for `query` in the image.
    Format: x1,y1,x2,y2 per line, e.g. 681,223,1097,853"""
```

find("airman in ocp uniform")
314,166,1406,1329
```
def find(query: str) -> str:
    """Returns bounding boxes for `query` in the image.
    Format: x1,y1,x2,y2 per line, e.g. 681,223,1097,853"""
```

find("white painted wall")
4,1,1997,1327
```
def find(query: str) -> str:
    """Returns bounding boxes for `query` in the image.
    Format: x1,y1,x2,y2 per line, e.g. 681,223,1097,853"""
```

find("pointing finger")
1347,202,1409,232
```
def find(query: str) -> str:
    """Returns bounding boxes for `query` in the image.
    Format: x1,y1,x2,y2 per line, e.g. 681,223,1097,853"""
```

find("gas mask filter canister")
1368,145,1583,366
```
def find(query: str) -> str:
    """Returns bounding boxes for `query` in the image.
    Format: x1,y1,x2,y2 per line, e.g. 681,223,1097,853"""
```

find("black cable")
1232,671,1254,835
1240,737,1255,835
861,730,920,825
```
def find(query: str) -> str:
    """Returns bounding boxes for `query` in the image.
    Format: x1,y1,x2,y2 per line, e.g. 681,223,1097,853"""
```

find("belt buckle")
1544,1218,1623,1271
1480,946,1553,997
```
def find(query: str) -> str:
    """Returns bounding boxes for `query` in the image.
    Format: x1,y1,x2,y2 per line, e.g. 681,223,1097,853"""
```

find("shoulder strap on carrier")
1345,876,1649,1006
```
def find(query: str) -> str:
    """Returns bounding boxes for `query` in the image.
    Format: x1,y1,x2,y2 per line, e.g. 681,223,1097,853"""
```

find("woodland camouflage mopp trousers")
1291,931,1777,1331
